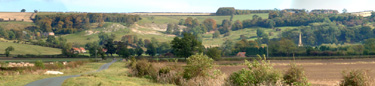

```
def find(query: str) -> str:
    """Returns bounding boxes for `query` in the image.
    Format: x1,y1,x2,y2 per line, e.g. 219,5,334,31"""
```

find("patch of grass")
63,62,174,86
0,58,94,63
0,21,35,30
138,13,268,25
63,23,175,45
0,42,61,55
202,26,298,46
0,62,105,86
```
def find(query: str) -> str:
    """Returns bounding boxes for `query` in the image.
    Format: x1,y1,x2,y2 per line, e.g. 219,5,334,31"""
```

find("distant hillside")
0,21,35,30
0,12,35,22
0,42,61,55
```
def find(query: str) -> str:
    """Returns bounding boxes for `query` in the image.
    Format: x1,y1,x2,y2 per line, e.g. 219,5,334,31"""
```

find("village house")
72,47,87,54
236,52,246,57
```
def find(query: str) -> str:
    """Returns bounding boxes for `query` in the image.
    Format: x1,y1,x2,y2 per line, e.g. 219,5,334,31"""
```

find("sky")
0,0,374,13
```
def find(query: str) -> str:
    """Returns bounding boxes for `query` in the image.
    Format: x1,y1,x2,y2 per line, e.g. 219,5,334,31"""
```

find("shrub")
340,69,373,86
134,59,158,78
35,60,45,69
205,47,222,60
283,63,310,86
0,61,7,67
183,53,214,79
159,67,170,75
55,62,64,69
182,53,226,86
228,55,282,86
129,56,136,68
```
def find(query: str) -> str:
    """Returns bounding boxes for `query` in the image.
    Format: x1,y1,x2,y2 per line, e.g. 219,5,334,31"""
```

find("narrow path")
25,59,119,86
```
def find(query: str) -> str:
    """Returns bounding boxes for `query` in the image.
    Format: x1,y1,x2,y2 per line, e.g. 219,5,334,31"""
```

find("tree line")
34,13,141,34
216,7,275,15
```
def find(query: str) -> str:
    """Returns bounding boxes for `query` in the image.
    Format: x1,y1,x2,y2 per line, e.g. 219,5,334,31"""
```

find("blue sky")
0,0,374,13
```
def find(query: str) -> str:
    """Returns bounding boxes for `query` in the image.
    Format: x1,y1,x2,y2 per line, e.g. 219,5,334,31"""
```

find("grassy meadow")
0,21,35,30
0,58,96,63
0,42,61,55
138,13,269,25
63,62,175,86
0,62,105,86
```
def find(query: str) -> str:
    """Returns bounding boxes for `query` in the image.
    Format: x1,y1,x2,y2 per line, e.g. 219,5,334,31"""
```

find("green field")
0,42,61,55
202,26,298,46
63,62,174,86
0,21,35,30
63,24,297,47
0,58,96,62
138,13,269,25
63,22,175,45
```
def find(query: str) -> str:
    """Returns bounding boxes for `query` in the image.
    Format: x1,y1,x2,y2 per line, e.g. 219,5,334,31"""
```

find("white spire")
298,32,303,47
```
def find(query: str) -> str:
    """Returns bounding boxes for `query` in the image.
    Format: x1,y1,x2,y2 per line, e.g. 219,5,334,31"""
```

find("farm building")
72,47,86,54
236,52,246,57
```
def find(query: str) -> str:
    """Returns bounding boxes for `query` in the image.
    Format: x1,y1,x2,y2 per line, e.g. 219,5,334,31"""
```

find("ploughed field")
218,58,375,86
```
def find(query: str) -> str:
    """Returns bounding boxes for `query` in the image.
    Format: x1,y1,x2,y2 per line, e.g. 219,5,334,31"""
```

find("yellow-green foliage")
34,60,44,69
283,63,310,86
228,55,282,86
340,69,373,86
183,53,214,79
63,62,174,86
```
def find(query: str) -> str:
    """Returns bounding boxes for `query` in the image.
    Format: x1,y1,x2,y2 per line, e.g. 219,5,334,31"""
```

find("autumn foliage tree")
203,18,217,31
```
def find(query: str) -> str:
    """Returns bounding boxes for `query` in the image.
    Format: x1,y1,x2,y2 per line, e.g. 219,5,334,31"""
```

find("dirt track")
218,58,375,86
25,59,118,86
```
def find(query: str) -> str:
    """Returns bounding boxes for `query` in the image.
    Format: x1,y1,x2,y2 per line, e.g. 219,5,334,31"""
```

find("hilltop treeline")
216,7,275,15
235,9,274,15
216,7,235,15
34,13,141,34
237,11,365,29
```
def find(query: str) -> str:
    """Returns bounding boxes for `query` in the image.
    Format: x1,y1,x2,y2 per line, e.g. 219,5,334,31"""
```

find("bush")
0,61,7,67
35,60,45,69
55,62,64,69
129,56,137,68
283,63,310,86
134,59,158,78
159,67,170,75
205,47,222,60
340,69,373,86
228,55,282,86
183,53,214,79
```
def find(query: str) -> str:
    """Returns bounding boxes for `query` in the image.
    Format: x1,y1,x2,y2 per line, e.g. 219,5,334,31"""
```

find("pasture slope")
0,42,61,55
63,13,275,47
0,12,35,22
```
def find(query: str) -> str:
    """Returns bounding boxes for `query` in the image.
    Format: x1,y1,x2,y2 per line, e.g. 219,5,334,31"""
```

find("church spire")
298,32,303,47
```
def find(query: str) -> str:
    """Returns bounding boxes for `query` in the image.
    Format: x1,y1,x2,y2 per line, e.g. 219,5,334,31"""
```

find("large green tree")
171,33,204,59
5,46,14,57
85,42,101,57
205,47,221,60
364,38,375,53
146,43,157,57
278,38,297,56
136,46,144,57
